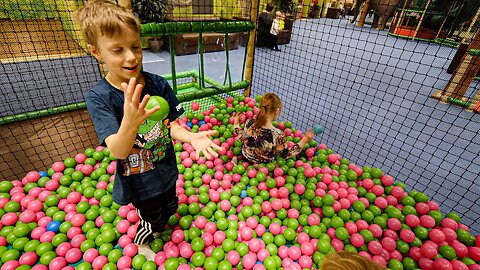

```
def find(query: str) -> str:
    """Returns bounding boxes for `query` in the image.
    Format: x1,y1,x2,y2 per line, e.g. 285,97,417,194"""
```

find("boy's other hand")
191,130,224,160
121,77,160,126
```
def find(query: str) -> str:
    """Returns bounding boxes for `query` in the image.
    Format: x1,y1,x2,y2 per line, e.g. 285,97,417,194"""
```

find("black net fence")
252,0,480,234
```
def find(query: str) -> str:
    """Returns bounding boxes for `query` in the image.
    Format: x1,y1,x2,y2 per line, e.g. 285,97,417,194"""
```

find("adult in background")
257,2,277,50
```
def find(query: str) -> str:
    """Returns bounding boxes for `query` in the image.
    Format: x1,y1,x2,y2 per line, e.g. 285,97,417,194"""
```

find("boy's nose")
125,50,136,61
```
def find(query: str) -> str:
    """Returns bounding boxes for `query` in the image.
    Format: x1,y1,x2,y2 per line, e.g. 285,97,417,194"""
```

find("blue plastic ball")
198,120,206,126
46,220,61,233
186,122,193,128
39,171,49,177
240,190,247,199
313,124,324,135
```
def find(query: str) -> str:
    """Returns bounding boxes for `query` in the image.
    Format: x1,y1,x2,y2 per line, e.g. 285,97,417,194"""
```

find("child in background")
320,251,387,270
75,0,221,261
234,93,314,164
278,11,285,30
269,11,283,51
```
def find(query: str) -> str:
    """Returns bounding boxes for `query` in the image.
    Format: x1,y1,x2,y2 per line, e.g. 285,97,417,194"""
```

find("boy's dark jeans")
132,184,178,245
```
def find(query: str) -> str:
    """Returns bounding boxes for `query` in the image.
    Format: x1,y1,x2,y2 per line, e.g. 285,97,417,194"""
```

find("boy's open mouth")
124,65,137,71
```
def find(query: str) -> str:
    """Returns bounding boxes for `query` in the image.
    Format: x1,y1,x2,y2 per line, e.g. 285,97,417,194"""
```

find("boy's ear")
87,44,102,61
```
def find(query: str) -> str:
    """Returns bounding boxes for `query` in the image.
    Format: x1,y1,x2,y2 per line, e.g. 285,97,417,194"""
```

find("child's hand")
190,130,224,160
234,112,244,126
304,130,315,141
121,77,159,126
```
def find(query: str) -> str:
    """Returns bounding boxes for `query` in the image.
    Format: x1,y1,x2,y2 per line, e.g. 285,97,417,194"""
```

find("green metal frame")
0,71,249,126
144,21,254,94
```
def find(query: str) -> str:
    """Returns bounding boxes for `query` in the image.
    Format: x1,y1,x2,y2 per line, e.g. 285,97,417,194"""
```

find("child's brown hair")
320,252,387,270
74,0,141,46
253,93,282,129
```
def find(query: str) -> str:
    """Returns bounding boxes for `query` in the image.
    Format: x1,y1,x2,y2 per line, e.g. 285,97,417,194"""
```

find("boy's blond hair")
320,252,387,270
74,0,141,46
275,11,283,17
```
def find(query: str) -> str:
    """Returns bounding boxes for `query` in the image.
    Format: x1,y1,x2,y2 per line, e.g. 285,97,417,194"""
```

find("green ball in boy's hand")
146,96,170,121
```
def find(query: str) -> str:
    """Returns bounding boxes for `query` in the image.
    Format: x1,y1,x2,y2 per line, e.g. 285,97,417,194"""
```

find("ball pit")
0,94,479,270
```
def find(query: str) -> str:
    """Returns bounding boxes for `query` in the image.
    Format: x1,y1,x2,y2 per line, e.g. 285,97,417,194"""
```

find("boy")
75,0,222,260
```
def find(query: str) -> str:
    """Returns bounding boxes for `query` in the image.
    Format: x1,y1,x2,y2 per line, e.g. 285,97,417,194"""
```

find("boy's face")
88,27,143,88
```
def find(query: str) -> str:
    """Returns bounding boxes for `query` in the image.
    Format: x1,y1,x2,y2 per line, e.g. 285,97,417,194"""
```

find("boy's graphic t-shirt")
85,72,185,205
123,118,170,176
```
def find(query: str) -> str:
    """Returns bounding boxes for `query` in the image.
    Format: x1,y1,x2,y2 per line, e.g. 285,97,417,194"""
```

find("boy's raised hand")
121,77,159,126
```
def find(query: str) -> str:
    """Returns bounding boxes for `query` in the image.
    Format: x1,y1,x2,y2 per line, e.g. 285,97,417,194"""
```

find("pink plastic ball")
420,215,436,228
421,243,438,259
351,233,365,248
65,248,82,263
195,216,207,229
19,251,38,266
381,237,397,252
400,229,416,243
300,242,315,256
127,210,139,223
368,241,383,255
433,258,453,270
19,209,36,223
452,241,469,258
164,244,180,258
269,222,281,235
26,171,41,182
331,238,345,251
1,260,20,270
429,229,446,243
117,256,132,269
204,222,217,234
171,230,184,244
118,235,132,248
116,220,130,234
255,224,266,237
92,256,108,270
1,212,19,226
450,260,468,270
123,243,138,257
405,214,420,228
31,226,46,239
179,242,193,258
39,231,55,243
83,248,99,263
441,218,459,230
49,257,67,270
240,227,253,241
201,232,214,247
243,253,257,269
31,264,48,270
249,238,262,253
226,250,240,265
299,255,313,268
214,230,226,244
257,248,270,262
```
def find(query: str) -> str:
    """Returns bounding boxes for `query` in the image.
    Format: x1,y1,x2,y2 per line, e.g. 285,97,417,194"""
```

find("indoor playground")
0,0,479,269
